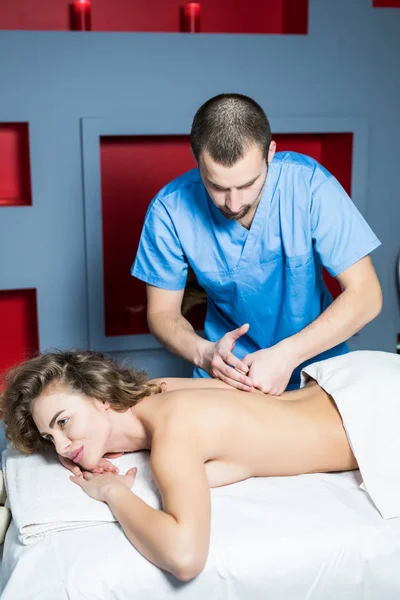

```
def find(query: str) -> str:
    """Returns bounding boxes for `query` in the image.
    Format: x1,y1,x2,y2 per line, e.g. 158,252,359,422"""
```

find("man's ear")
267,140,276,165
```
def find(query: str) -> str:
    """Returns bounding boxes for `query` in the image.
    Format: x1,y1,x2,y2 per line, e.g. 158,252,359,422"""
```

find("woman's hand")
70,467,137,503
58,452,124,477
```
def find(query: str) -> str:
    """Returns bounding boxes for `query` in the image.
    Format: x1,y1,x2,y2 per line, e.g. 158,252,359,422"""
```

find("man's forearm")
104,485,195,579
148,310,210,369
281,286,382,366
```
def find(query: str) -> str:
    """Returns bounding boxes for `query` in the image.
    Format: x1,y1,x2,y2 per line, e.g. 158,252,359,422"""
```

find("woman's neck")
106,403,152,453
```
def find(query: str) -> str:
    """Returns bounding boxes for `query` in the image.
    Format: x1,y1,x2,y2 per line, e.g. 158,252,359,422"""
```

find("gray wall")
1,0,400,452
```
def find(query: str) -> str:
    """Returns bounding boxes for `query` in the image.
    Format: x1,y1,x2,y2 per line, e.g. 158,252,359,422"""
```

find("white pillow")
301,350,400,519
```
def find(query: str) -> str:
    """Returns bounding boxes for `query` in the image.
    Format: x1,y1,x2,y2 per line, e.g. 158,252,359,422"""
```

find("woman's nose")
53,433,71,456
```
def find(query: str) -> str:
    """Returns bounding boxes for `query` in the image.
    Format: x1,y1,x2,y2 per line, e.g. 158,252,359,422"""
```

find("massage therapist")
131,93,382,394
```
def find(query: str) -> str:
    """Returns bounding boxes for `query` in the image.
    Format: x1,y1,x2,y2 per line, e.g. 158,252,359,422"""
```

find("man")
131,93,382,394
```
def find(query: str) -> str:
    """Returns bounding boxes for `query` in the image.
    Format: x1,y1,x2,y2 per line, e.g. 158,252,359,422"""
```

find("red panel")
0,289,39,380
276,133,352,195
282,0,309,34
101,133,352,337
277,133,353,300
0,0,308,33
100,136,196,336
0,123,32,207
373,1,400,7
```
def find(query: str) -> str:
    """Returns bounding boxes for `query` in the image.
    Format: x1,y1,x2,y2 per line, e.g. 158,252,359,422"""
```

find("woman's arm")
105,434,210,580
73,427,211,581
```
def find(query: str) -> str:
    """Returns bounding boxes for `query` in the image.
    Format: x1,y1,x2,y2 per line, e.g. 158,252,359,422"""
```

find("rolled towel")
0,469,6,504
0,506,11,544
2,449,161,545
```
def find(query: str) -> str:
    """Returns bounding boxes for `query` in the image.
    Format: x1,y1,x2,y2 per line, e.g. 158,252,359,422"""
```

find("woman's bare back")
138,379,358,488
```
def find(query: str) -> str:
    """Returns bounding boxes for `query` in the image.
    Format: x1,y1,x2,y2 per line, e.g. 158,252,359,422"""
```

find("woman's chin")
80,458,99,472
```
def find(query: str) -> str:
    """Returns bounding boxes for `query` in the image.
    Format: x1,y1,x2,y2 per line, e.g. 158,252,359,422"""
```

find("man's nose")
225,190,241,212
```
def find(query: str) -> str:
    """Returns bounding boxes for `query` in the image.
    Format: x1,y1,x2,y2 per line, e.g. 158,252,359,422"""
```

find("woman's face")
31,381,111,470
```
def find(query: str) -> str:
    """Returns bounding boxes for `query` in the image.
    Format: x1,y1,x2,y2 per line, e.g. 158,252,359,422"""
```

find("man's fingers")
218,372,253,392
219,350,249,375
216,356,252,386
215,362,253,389
227,323,250,343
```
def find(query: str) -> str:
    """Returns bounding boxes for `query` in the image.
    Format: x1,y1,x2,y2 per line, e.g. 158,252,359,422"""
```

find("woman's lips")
72,446,84,464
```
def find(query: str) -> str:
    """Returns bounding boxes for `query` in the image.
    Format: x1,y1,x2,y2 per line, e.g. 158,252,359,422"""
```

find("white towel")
301,350,400,519
2,449,161,545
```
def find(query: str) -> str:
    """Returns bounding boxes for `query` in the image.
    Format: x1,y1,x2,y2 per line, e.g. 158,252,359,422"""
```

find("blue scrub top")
131,152,381,388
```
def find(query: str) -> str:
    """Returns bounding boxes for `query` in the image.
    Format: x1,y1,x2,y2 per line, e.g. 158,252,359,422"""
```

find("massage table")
1,466,400,599
2,351,400,598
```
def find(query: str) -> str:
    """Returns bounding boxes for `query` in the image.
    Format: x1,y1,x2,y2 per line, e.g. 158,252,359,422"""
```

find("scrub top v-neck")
132,152,381,387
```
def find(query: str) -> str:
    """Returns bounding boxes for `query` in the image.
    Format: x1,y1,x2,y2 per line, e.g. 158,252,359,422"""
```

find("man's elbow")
367,282,383,320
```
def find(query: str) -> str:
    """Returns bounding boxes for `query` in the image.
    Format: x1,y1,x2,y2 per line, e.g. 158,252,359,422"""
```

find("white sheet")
2,469,400,600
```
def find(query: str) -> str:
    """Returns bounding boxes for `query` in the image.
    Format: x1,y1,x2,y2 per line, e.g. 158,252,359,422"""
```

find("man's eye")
58,418,69,429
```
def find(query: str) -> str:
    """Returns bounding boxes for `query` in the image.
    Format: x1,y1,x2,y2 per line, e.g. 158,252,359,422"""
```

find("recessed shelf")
0,123,32,207
100,136,196,337
0,289,39,377
277,133,353,300
100,132,352,337
373,1,400,7
0,0,308,34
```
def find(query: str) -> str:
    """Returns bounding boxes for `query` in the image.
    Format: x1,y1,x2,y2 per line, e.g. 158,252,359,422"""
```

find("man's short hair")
190,93,272,166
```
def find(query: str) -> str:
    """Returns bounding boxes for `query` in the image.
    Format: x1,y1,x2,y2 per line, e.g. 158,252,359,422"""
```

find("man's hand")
58,452,124,477
242,344,297,395
70,467,137,503
200,323,253,391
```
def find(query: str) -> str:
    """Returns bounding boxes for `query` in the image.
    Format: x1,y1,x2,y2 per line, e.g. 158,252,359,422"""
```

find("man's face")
198,142,276,223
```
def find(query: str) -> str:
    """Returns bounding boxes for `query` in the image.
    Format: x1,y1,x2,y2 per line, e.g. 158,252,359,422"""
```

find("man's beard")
217,167,268,222
218,203,253,221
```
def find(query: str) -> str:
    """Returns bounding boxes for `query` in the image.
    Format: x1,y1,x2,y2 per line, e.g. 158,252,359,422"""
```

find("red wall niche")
0,123,32,207
373,1,400,7
0,0,308,34
0,289,39,380
101,133,353,338
100,136,197,337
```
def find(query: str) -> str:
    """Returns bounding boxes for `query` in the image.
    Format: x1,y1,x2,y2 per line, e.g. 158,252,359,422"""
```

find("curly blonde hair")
0,349,162,455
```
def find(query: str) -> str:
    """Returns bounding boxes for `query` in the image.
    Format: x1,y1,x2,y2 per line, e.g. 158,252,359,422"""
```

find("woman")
0,349,357,581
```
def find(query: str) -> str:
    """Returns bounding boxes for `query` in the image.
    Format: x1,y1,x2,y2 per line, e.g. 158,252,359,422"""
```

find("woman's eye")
42,434,53,442
58,418,69,429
